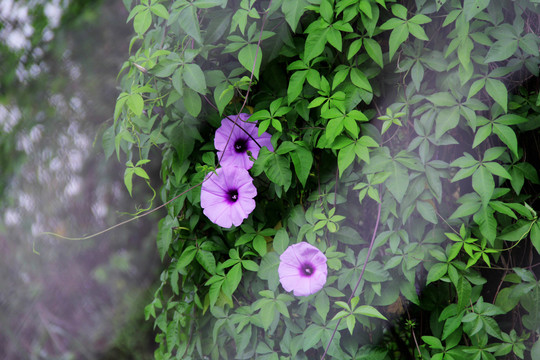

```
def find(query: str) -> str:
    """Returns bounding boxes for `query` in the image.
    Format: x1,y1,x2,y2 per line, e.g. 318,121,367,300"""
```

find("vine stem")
42,0,273,242
320,191,382,360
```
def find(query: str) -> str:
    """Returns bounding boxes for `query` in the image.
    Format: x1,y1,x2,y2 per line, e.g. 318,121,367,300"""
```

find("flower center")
234,138,248,153
228,189,239,203
302,263,314,276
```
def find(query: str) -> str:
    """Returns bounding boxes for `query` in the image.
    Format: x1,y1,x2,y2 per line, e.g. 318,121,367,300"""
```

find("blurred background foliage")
0,0,161,358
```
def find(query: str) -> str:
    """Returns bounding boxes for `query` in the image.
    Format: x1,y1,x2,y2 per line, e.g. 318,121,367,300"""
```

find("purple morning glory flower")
214,113,273,170
200,166,257,228
278,242,328,296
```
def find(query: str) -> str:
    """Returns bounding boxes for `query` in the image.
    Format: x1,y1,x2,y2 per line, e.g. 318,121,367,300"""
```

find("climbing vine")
109,0,540,358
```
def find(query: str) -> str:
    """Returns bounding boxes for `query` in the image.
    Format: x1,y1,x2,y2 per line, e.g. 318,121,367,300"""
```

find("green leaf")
354,305,388,320
530,222,540,255
442,313,464,340
338,144,356,177
495,286,520,312
428,92,457,107
288,70,307,104
273,228,289,254
123,168,134,196
463,0,490,21
157,215,177,261
468,78,486,99
302,324,324,351
127,93,144,116
172,67,183,95
258,301,276,330
483,147,505,162
492,124,517,157
304,28,329,63
150,4,169,19
315,291,330,322
475,207,497,244
177,5,203,44
290,145,313,186
350,68,372,92
422,336,444,350
483,161,511,180
102,126,115,160
183,63,206,94
133,166,149,180
242,259,259,272
417,201,438,224
519,33,540,57
386,161,409,203
407,23,429,41
485,78,507,112
391,4,408,20
456,277,472,311
484,39,518,63
253,235,267,256
435,106,460,139
214,82,234,115
388,23,408,61
327,27,342,51
238,44,262,79
347,39,363,60
427,263,448,284
133,9,152,35
472,166,494,207
258,252,280,290
472,124,492,148
222,263,242,297
196,250,216,273
282,0,309,30
411,61,424,91
176,245,197,269
262,149,292,191
183,88,201,117
363,38,383,68
531,338,540,360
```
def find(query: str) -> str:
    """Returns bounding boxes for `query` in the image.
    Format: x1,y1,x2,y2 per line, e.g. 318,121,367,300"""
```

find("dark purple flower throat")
234,138,248,153
227,189,239,203
301,262,314,277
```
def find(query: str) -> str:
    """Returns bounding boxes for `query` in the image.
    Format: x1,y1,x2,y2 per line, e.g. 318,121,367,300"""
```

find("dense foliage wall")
112,0,540,358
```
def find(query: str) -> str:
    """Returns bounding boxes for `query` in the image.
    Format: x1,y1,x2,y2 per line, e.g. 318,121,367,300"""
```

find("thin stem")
320,190,383,360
